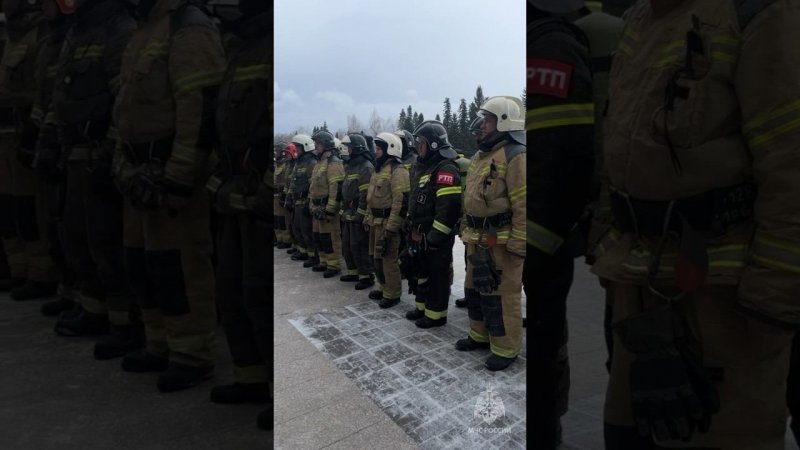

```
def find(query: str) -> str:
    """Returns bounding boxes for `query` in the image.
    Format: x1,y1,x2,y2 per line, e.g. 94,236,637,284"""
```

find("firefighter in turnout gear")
365,132,409,308
402,120,462,328
308,130,344,278
396,129,417,174
112,0,226,392
274,142,292,249
0,0,60,300
205,0,272,428
48,0,141,360
287,133,317,264
455,96,526,372
592,0,800,447
527,0,596,446
282,142,298,255
340,133,375,289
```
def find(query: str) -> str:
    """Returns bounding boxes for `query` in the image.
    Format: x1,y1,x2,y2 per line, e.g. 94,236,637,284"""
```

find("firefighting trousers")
464,242,524,358
216,212,272,384
273,194,291,245
525,246,573,448
787,332,800,445
412,235,455,318
342,220,372,278
312,212,341,269
292,201,313,256
0,140,57,283
123,192,216,367
369,223,401,299
63,160,132,325
43,178,77,301
604,282,792,450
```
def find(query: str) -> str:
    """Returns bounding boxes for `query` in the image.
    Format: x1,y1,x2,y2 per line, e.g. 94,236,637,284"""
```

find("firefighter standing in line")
339,133,376,290
455,96,526,371
281,142,298,255
364,132,409,308
402,120,462,328
593,0,800,448
527,0,596,446
286,133,317,265
274,142,293,250
308,130,344,278
112,0,226,392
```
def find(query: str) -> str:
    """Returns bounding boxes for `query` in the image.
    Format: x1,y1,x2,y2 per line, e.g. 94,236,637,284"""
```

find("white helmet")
375,132,403,159
291,134,314,154
339,135,351,156
334,137,342,151
479,96,525,132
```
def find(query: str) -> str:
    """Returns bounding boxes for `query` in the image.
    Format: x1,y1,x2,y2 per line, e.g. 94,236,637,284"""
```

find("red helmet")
284,143,298,159
54,0,77,14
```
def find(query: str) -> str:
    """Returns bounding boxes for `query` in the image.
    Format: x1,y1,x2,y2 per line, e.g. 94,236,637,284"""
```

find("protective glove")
399,247,414,281
469,249,501,294
614,306,719,442
312,207,327,220
128,171,166,210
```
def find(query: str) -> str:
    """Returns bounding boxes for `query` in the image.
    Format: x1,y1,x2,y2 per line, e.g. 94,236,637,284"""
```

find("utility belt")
311,197,328,206
610,182,756,237
120,136,174,165
61,120,110,147
371,207,392,218
464,211,513,229
219,144,269,176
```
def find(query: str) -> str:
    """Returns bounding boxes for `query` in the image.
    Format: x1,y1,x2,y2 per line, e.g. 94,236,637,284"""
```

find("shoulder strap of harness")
170,1,217,34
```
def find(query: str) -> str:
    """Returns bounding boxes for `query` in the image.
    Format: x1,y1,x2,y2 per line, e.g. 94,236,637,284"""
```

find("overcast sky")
275,0,525,136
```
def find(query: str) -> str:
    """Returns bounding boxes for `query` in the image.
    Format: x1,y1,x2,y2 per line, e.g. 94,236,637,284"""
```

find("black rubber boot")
378,297,400,309
41,297,76,317
485,354,517,371
121,350,169,373
10,281,58,300
55,311,109,337
405,309,424,321
454,297,467,308
276,243,291,249
94,324,145,360
455,336,490,351
303,257,319,268
210,383,270,404
323,268,340,278
415,316,446,329
354,277,374,290
157,362,213,392
339,274,359,282
286,248,298,254
257,407,274,431
0,277,25,293
368,290,382,300
311,264,327,272
290,252,308,261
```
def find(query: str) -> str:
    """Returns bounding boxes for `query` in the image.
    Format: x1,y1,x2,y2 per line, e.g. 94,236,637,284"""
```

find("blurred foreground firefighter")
308,130,344,278
592,0,800,448
205,0,272,431
401,120,461,327
455,96,526,371
0,0,60,299
112,0,225,392
365,132,408,308
340,133,375,290
48,0,140,361
527,0,595,447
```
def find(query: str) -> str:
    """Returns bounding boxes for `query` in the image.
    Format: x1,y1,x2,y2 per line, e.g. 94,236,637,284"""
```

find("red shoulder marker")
436,172,455,186
527,58,573,98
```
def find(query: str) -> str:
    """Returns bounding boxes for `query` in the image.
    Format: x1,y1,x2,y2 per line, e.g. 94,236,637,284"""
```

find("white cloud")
274,82,303,108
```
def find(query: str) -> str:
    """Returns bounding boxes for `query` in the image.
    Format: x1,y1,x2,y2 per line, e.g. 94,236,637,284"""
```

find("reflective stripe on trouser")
65,161,132,325
273,195,291,244
464,243,523,358
415,235,455,319
605,282,792,449
343,221,373,277
370,223,400,299
123,193,216,367
0,143,57,281
312,213,341,269
216,213,272,384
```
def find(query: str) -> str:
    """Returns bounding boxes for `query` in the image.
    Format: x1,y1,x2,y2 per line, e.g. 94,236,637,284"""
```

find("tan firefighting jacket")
112,0,226,190
592,0,800,326
309,150,344,214
460,139,526,257
366,160,410,233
